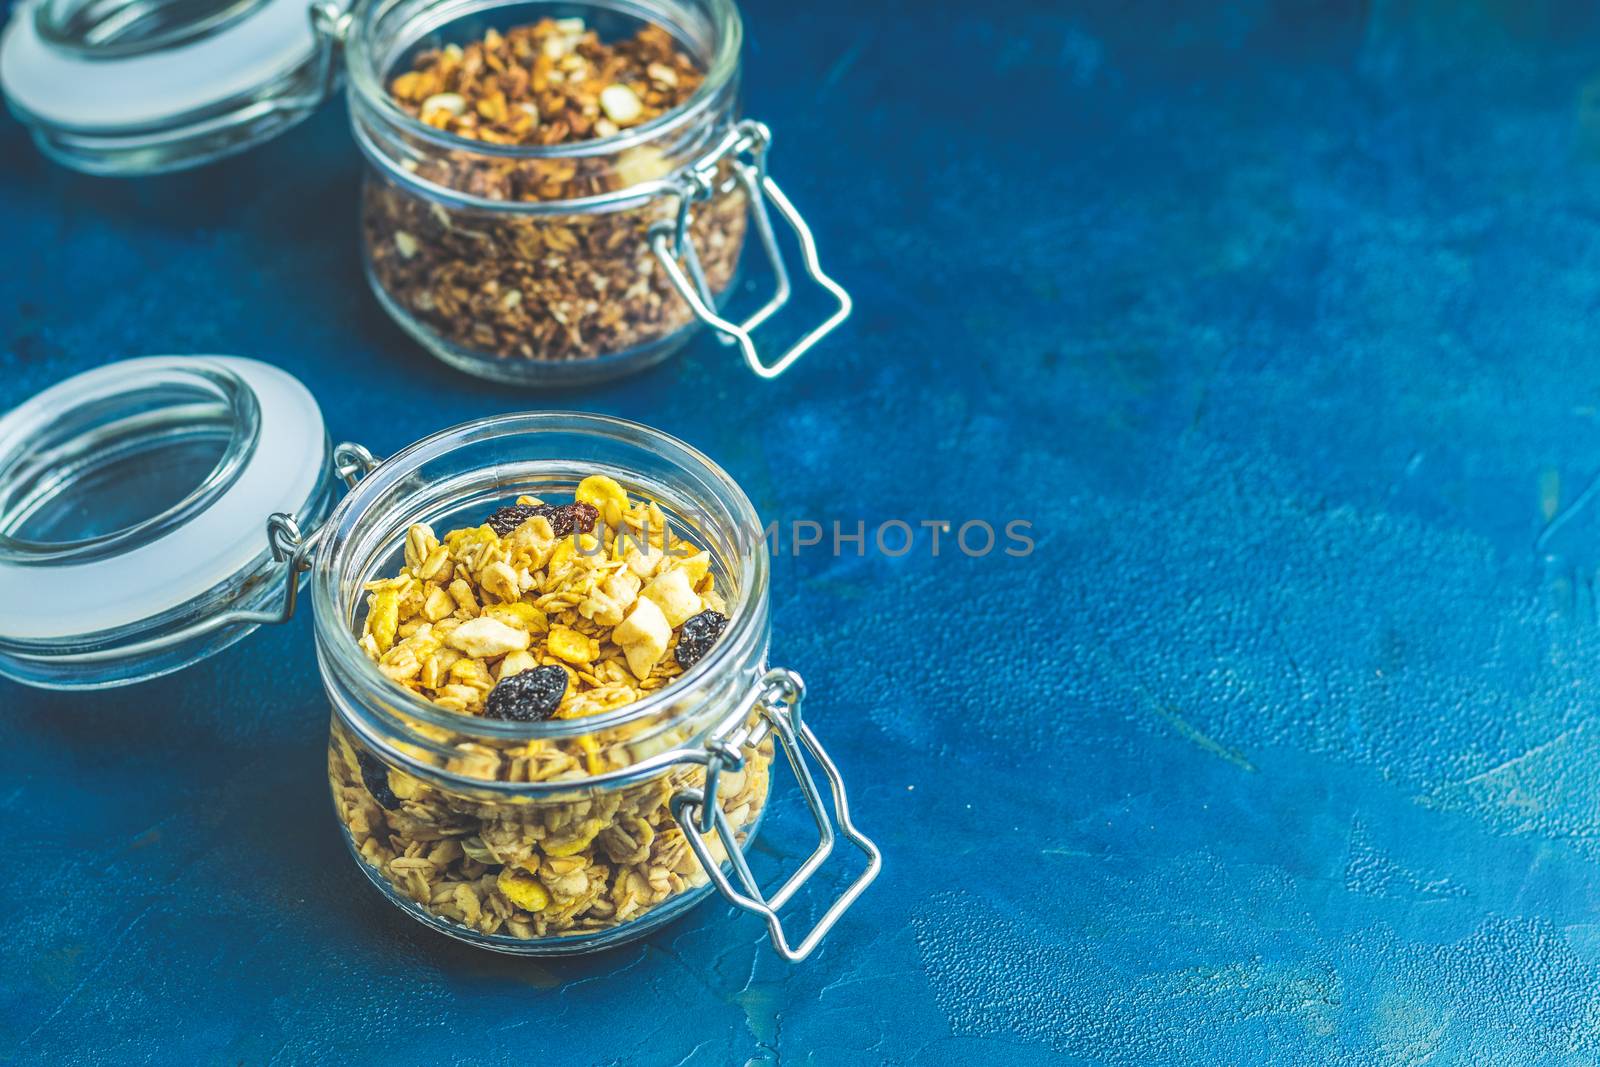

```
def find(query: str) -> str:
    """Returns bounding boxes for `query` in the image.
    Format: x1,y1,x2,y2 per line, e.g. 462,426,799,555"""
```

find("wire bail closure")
649,120,852,380
670,667,882,962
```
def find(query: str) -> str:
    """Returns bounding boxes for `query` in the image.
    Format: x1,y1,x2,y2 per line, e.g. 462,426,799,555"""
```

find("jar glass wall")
312,412,778,952
345,0,750,385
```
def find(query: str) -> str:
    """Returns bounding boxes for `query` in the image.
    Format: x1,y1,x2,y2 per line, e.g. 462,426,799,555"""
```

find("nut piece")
420,92,467,117
599,84,643,124
613,596,670,679
626,543,667,579
616,145,670,188
497,649,537,680
580,569,642,628
446,617,531,659
642,567,702,628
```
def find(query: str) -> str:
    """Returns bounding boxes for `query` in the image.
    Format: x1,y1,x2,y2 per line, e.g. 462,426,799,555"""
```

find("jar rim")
310,410,769,744
32,0,272,60
0,358,260,566
344,0,743,166
0,355,335,688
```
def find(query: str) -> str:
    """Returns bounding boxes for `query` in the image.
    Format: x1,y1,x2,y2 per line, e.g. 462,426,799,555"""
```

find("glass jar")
0,0,852,385
0,357,880,959
0,356,353,688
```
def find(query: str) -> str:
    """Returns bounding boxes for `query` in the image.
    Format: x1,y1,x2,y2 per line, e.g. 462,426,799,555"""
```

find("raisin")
486,504,538,535
554,502,600,537
484,664,569,722
487,501,600,537
675,610,729,669
356,749,401,810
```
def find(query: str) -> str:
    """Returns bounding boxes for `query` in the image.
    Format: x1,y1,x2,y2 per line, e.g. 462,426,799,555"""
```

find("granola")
328,475,771,944
363,18,748,367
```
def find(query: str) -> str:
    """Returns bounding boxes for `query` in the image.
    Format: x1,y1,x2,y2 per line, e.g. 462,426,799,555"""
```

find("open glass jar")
0,356,880,959
0,0,850,385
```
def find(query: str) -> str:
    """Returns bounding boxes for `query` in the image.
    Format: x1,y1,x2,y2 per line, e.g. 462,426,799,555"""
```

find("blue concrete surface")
8,0,1600,1062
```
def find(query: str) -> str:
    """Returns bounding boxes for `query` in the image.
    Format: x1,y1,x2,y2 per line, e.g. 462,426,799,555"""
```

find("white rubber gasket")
0,356,326,642
0,0,317,130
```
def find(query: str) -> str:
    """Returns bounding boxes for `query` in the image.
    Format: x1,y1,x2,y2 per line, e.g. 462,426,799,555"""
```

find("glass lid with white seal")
0,0,347,174
0,355,374,689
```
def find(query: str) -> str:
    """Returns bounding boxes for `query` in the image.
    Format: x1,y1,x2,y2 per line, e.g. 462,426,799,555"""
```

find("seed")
484,663,569,721
394,231,419,259
675,610,728,669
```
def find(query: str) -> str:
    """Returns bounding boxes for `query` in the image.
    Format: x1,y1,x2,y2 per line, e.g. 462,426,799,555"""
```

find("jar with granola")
315,412,879,954
0,357,880,959
346,0,849,384
0,0,851,384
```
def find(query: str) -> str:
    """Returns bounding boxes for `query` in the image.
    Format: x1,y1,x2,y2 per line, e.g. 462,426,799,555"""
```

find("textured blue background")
9,0,1600,1063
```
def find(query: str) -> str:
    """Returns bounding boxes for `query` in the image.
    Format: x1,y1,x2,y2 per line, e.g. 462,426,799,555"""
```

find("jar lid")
0,355,334,688
0,0,338,175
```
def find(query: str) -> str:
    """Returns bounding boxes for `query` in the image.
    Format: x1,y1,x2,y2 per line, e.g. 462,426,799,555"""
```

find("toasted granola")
363,17,748,367
390,22,703,156
328,475,770,943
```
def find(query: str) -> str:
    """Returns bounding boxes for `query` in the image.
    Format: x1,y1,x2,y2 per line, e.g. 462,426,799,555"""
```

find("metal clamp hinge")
671,668,882,962
272,1,351,113
649,120,852,380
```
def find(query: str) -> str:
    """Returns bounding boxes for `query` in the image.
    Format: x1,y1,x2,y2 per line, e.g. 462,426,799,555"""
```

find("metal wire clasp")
648,120,852,380
184,441,378,635
251,441,379,626
670,668,882,962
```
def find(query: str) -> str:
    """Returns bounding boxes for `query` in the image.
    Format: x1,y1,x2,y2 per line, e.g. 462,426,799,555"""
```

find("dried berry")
675,610,728,669
486,504,538,535
553,502,600,537
484,664,569,722
356,750,401,810
487,501,600,538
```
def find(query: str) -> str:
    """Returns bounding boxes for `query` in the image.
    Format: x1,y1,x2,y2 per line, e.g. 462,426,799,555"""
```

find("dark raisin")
486,504,538,536
356,750,401,810
675,610,729,669
484,664,569,722
486,501,600,538
553,502,600,538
